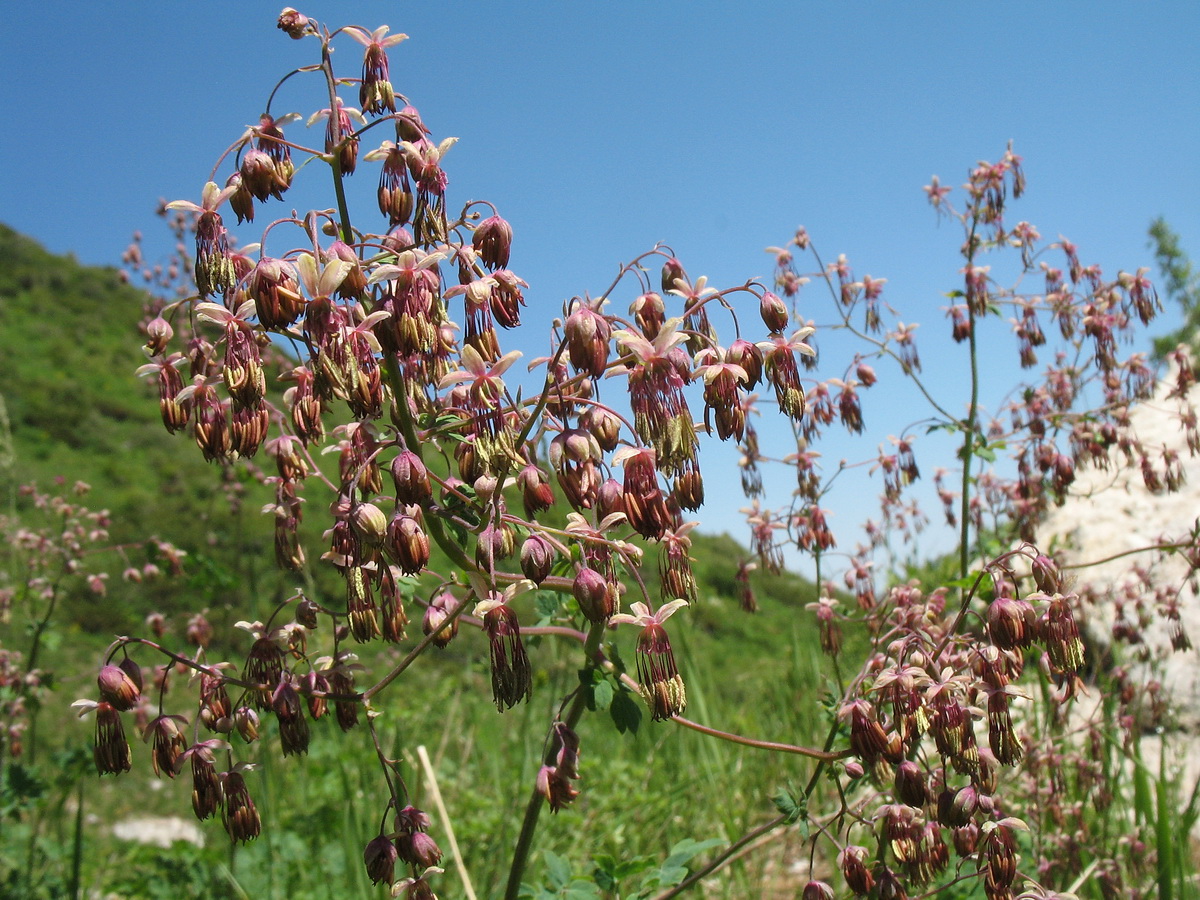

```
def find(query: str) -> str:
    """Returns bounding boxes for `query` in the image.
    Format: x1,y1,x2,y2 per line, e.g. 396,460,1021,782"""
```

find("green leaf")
543,850,571,890
535,591,561,619
771,787,805,824
591,678,614,711
663,837,724,869
563,881,603,900
610,689,642,735
654,865,687,887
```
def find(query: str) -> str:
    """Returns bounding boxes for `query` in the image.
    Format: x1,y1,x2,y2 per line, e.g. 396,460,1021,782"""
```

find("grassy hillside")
0,224,288,632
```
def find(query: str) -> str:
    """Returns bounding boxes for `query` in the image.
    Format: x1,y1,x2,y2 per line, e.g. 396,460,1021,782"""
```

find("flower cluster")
79,11,1199,899
98,10,824,897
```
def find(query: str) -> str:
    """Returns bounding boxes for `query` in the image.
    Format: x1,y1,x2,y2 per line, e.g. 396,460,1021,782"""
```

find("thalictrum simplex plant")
71,8,1200,899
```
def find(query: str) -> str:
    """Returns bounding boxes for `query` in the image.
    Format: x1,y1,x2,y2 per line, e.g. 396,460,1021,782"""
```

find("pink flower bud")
98,665,141,711
473,215,513,270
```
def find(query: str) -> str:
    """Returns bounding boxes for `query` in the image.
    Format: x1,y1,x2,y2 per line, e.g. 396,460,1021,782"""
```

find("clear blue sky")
4,2,1198,570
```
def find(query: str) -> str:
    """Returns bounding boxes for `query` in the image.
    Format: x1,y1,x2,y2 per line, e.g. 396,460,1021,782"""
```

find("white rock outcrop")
1037,367,1200,724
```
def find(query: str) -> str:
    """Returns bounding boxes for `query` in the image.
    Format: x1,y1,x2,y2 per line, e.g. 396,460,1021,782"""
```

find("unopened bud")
98,664,141,711
391,450,432,505
234,707,260,742
759,291,789,333
277,7,313,39
520,534,555,584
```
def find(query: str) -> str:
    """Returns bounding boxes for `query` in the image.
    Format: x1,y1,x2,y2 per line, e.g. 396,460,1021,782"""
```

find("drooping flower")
221,765,261,843
343,25,408,116
610,600,689,721
612,319,697,477
165,182,240,298
474,585,535,710
308,98,366,175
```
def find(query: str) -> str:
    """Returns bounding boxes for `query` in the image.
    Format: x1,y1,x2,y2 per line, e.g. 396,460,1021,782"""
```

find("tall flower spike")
610,600,689,721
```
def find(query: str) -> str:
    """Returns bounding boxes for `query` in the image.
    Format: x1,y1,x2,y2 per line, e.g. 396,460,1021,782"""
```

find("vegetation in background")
1149,217,1200,359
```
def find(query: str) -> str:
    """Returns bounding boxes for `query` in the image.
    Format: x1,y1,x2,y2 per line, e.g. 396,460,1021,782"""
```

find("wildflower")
327,659,361,732
536,764,580,813
394,805,443,868
144,713,188,777
364,833,399,885
366,141,414,226
839,845,874,894
610,600,689,721
179,739,227,820
661,257,687,293
694,346,751,441
659,524,698,605
986,687,1024,766
477,594,533,710
535,722,582,814
669,274,718,355
97,664,141,711
253,113,297,194
378,565,409,643
165,182,238,297
472,214,513,270
221,766,261,843
613,318,697,476
246,256,303,330
346,565,381,643
520,534,555,585
343,26,407,116
564,297,612,377
756,328,816,421
1038,593,1085,673
894,760,927,808
74,700,131,776
549,427,603,510
840,699,890,765
234,707,260,742
631,290,665,338
986,594,1038,650
277,7,313,38
517,464,555,518
572,566,615,623
391,450,432,505
283,366,326,445
980,819,1025,898
613,446,671,540
423,591,461,647
137,355,191,433
272,678,310,757
759,290,789,333
309,98,365,175
383,512,426,575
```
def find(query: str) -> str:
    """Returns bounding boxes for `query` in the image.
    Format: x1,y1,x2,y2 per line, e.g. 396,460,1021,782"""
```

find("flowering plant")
81,9,1200,899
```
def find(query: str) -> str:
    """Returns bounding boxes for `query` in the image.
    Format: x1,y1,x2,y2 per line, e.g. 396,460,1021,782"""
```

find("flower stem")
958,221,981,588
503,620,606,900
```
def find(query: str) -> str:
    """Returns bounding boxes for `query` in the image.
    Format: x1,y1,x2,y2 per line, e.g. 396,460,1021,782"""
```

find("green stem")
318,43,353,243
503,621,607,900
957,223,981,588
